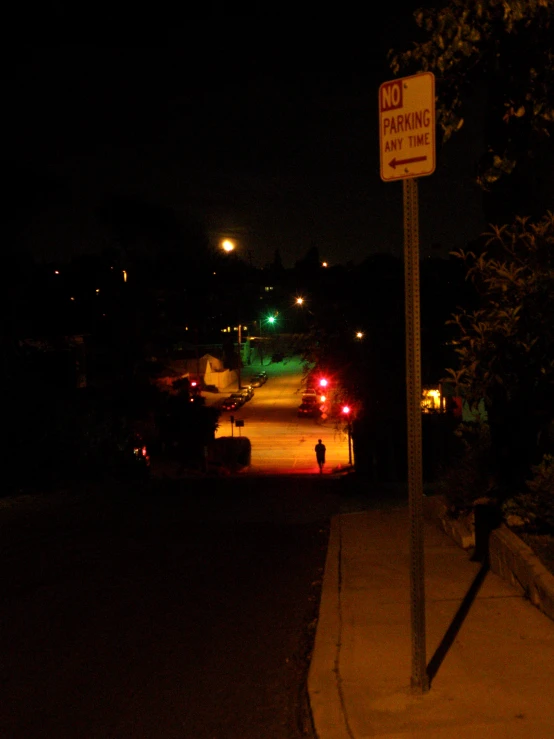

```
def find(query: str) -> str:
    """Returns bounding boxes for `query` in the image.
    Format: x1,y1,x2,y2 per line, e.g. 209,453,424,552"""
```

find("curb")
424,495,554,624
307,518,351,739
490,525,554,623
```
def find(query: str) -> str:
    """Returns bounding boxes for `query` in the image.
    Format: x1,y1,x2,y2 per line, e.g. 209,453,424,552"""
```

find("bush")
434,422,497,516
502,454,554,533
3,388,142,493
208,436,251,470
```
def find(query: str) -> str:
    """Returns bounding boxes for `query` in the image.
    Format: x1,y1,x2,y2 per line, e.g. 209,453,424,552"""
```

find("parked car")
258,371,268,383
297,402,321,418
221,397,240,411
240,385,254,401
117,434,151,479
249,376,262,388
229,393,246,407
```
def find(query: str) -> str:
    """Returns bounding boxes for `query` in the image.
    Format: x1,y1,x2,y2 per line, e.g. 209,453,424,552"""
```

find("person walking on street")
315,439,326,474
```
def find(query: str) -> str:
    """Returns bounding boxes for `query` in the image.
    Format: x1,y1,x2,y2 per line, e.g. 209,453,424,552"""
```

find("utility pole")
258,317,264,366
237,322,242,390
195,326,200,386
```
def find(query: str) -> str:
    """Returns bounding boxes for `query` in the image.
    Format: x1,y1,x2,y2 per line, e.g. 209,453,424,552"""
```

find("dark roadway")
0,475,406,739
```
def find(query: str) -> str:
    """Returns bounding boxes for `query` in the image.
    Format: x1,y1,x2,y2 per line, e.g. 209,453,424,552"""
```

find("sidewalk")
308,506,554,738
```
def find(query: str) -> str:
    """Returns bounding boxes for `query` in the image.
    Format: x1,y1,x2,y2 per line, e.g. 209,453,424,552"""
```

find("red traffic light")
318,378,329,388
341,405,351,415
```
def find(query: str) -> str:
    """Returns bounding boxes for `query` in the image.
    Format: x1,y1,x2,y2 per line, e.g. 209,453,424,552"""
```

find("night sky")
4,10,487,268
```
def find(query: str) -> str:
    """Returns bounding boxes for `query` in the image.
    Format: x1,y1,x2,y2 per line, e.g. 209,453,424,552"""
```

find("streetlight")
220,238,244,389
221,239,235,252
294,295,313,335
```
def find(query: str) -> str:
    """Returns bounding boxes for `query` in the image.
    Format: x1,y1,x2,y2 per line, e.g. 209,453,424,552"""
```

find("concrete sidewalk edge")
307,516,353,739
307,498,554,739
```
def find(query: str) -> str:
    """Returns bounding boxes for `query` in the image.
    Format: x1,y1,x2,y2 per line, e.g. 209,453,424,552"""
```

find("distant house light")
264,286,273,292
70,296,75,301
322,262,328,268
54,270,60,275
421,387,442,413
96,288,100,293
122,270,128,282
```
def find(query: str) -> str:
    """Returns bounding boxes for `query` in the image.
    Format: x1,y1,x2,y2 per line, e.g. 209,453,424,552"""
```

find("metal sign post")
379,71,435,694
403,177,429,693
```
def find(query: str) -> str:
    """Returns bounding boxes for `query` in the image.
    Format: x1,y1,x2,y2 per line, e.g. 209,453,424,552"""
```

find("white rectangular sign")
379,72,435,182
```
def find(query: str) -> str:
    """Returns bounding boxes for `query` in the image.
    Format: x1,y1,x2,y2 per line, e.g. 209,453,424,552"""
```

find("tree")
390,0,554,220
445,211,554,488
294,245,321,278
268,248,285,276
94,197,217,381
98,196,212,300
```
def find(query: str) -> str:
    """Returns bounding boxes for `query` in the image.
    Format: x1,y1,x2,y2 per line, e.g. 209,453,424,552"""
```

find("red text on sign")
380,80,403,112
383,109,431,135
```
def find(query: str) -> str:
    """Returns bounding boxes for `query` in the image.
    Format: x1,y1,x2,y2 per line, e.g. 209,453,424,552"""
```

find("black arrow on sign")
389,155,428,169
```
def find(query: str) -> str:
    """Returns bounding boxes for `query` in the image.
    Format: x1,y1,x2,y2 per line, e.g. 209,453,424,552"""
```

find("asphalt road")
0,357,405,738
210,358,352,474
0,475,389,739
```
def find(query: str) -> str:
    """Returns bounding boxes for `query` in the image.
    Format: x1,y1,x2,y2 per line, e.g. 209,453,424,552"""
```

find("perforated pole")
403,177,429,693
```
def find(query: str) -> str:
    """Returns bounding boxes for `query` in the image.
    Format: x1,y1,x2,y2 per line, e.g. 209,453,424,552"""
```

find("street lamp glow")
295,297,304,305
221,239,235,252
356,331,364,339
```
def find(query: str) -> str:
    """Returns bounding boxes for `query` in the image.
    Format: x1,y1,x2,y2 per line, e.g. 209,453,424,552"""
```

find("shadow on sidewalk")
426,561,489,686
427,503,501,685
